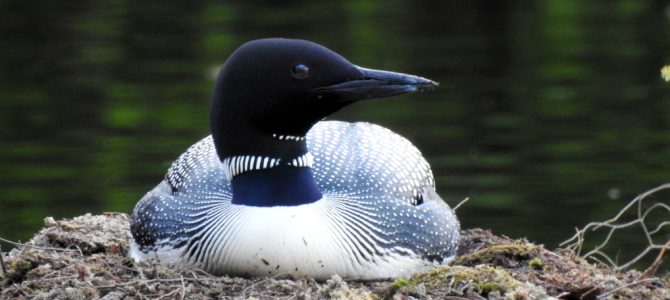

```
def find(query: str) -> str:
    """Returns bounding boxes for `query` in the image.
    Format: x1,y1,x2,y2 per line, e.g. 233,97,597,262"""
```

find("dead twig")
0,244,7,277
19,275,80,285
180,275,187,299
637,239,670,280
242,272,287,297
453,197,470,211
0,236,78,253
91,276,235,289
597,278,660,299
156,287,182,300
560,183,670,273
103,260,140,273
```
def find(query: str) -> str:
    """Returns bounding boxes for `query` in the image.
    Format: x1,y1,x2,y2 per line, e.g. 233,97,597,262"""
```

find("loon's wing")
165,135,231,197
131,135,233,254
308,121,434,205
308,121,458,262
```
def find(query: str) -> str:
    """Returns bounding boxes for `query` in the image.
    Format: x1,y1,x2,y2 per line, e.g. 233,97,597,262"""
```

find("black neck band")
230,165,322,206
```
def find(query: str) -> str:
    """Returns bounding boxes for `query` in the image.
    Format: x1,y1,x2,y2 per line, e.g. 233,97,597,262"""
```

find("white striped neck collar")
221,152,314,181
271,133,306,141
223,134,321,206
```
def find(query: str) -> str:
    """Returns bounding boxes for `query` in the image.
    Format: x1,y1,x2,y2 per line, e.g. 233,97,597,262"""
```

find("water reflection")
1,1,669,263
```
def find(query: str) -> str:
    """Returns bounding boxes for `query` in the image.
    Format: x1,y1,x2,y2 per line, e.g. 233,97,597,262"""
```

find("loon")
129,38,459,280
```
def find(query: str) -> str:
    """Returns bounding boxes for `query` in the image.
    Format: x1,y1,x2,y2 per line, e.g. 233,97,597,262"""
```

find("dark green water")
1,1,669,265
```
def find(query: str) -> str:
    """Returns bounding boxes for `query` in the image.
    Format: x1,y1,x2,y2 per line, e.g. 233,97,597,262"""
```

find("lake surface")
1,1,669,267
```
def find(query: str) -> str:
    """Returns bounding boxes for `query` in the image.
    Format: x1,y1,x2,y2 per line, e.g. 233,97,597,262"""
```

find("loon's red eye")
291,64,311,79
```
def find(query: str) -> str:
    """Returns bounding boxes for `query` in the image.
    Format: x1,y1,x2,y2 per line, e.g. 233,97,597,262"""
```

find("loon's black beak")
310,66,439,102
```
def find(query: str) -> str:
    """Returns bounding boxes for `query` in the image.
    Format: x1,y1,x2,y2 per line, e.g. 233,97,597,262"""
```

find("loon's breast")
130,121,459,280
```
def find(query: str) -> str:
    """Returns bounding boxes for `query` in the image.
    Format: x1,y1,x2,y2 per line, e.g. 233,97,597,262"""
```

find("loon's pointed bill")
129,38,460,281
310,66,439,102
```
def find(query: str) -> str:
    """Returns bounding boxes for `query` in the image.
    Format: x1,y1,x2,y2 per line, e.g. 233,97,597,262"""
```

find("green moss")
446,265,519,295
528,257,544,270
389,278,409,289
382,278,410,299
453,243,540,266
385,265,522,298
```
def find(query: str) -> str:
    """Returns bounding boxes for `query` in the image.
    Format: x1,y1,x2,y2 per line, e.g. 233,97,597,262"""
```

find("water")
1,0,669,266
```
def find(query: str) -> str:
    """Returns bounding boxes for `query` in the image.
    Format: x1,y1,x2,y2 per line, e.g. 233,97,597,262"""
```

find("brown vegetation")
1,212,668,299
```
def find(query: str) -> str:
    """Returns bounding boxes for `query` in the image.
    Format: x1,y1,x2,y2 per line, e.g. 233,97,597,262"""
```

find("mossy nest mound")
1,214,668,299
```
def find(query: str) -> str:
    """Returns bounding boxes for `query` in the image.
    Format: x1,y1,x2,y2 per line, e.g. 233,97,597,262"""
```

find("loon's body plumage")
130,38,460,280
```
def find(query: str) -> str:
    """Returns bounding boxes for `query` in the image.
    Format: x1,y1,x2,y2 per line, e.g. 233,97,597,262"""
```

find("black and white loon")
129,38,460,280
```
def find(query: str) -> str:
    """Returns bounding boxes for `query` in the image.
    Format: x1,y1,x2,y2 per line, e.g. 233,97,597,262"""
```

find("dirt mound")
1,214,668,299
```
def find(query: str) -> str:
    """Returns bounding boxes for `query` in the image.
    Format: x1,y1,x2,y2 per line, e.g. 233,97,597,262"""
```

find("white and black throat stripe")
221,155,281,180
272,133,306,141
287,152,314,168
222,152,315,181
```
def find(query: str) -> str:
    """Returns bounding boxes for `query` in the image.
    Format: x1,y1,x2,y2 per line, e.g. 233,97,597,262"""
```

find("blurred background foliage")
0,0,669,262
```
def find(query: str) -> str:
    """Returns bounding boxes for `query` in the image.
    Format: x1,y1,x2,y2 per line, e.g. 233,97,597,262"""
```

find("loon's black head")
210,38,437,159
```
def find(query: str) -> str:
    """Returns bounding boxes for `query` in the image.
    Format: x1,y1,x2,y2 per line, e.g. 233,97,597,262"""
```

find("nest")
1,213,668,299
